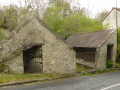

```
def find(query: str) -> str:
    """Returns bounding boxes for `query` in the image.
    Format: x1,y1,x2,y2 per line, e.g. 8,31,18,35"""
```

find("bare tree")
95,10,109,22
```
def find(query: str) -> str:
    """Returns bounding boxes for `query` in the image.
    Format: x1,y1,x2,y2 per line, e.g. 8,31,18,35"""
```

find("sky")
75,0,120,17
0,0,120,17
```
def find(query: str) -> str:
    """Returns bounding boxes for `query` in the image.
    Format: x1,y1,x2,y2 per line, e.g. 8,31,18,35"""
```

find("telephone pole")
116,0,118,44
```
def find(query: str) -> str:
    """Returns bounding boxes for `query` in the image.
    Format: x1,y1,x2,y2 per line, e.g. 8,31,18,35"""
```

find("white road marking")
101,83,120,90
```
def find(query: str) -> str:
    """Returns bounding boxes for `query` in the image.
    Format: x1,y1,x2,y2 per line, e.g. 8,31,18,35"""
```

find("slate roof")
66,29,115,48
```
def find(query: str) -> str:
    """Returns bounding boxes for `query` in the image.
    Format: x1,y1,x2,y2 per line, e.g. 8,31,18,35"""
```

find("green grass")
76,63,92,73
83,68,120,76
0,68,119,84
0,28,6,39
0,73,61,84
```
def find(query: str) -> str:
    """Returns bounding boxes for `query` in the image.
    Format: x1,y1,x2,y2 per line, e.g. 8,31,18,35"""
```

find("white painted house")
103,8,120,29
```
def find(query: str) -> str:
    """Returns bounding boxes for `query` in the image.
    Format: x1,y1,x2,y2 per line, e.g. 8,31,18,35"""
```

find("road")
1,71,120,90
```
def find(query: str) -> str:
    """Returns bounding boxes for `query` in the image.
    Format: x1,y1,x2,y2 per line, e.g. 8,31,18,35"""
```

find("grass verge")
0,73,62,84
0,68,119,84
82,68,120,76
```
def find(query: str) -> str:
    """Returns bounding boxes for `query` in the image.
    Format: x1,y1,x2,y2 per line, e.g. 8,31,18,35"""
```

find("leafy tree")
0,0,47,30
43,0,104,39
3,5,18,30
48,0,72,17
0,9,4,28
0,0,105,40
117,29,120,62
43,0,73,38
118,29,120,44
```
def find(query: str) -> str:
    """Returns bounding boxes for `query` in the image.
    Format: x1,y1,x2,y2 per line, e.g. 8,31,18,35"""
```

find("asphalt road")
1,71,120,90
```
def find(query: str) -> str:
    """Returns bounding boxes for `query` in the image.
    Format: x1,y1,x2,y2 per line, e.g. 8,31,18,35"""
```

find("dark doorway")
107,45,113,60
23,46,43,74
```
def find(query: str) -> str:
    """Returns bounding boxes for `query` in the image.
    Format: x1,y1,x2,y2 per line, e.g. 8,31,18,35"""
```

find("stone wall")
5,53,24,73
0,18,76,74
96,29,117,70
33,19,76,74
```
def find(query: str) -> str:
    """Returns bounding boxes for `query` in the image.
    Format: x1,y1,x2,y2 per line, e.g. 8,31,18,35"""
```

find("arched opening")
23,45,43,74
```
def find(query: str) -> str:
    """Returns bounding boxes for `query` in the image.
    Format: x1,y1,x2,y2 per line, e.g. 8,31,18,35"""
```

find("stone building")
66,29,117,70
0,17,76,74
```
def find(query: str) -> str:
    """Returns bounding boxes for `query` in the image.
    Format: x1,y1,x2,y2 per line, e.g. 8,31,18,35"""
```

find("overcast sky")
76,0,120,17
0,0,120,17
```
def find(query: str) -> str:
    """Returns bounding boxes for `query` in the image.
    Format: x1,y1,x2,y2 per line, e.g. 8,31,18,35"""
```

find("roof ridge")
36,17,73,48
1,17,73,49
102,7,120,22
98,29,116,47
70,29,114,37
112,7,120,10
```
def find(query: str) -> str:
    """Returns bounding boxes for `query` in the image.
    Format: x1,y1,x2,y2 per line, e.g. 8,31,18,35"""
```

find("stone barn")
0,17,76,74
66,29,117,70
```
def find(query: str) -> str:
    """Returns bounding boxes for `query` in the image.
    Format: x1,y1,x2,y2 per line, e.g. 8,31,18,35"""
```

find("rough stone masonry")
0,17,76,74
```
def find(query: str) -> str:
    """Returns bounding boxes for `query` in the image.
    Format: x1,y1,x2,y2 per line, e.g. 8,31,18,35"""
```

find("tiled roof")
66,29,115,48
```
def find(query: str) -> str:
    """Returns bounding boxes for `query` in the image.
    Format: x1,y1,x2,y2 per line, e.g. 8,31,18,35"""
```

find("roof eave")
102,8,120,22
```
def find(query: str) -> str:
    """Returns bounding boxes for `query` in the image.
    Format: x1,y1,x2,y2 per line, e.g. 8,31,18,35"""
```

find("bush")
95,70,102,74
0,28,6,39
115,63,120,68
107,60,113,68
116,29,120,63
